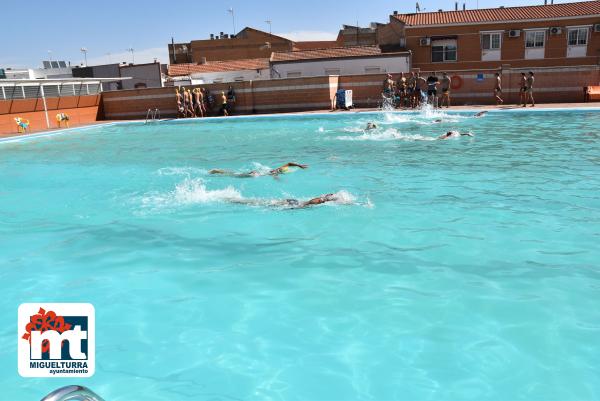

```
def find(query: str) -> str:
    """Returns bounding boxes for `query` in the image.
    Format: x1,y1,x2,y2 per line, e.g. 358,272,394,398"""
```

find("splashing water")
336,128,436,142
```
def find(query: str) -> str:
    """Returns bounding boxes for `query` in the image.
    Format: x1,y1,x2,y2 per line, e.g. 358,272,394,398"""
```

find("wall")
404,16,600,71
99,64,599,120
119,63,163,89
101,75,340,119
272,55,410,78
0,94,101,135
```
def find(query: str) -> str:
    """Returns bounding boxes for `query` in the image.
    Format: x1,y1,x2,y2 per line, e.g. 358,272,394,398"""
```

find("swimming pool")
1,108,599,401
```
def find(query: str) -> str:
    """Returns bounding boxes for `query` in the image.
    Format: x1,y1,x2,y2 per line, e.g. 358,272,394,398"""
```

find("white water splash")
336,128,436,142
141,178,243,210
156,167,207,176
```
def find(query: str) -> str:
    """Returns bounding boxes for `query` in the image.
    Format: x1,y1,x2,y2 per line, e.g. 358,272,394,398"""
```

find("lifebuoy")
450,75,463,90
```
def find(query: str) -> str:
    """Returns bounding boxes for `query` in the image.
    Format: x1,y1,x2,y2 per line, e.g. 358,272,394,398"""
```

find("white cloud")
275,30,338,42
85,47,170,66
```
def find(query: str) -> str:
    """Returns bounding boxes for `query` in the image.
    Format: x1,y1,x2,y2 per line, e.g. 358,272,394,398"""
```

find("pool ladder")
41,385,106,401
145,108,160,123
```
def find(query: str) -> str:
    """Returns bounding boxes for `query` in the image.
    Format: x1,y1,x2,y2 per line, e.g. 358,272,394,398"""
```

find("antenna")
416,2,421,12
228,8,236,34
126,47,135,64
265,20,272,35
80,47,88,67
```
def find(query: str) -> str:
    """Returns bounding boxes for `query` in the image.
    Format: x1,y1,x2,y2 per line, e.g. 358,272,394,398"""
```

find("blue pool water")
1,109,599,401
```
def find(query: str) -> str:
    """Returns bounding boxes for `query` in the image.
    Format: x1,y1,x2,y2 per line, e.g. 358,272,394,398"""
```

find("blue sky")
0,0,582,68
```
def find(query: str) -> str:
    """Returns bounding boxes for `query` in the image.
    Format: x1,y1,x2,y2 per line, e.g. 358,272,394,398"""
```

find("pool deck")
1,102,599,141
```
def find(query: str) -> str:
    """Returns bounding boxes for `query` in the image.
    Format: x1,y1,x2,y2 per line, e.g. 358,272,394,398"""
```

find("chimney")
393,10,398,15
544,0,547,4
455,1,458,10
210,33,214,40
438,9,443,12
463,3,466,10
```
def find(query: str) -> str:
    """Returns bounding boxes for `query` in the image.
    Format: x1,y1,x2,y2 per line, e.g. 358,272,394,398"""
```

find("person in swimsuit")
365,122,378,130
397,72,408,108
438,131,474,140
232,193,340,209
494,73,503,105
415,73,427,107
525,71,535,107
209,162,309,178
175,88,184,118
473,110,488,118
426,74,439,107
193,88,204,118
519,73,528,106
220,91,229,116
382,74,395,96
439,72,451,108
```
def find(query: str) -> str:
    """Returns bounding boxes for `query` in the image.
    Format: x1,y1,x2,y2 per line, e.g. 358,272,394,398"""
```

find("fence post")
40,84,50,129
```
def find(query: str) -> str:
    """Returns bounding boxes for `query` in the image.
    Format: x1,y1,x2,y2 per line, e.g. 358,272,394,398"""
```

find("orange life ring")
450,75,463,90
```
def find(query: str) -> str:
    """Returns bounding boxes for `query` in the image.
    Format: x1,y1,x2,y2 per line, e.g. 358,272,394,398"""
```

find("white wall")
272,55,410,78
190,68,270,84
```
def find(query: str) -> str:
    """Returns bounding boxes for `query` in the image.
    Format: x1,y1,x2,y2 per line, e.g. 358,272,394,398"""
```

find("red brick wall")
0,95,100,135
99,65,600,120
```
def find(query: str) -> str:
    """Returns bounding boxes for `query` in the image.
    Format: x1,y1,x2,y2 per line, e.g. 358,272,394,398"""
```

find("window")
431,40,457,62
364,67,381,74
287,71,302,78
234,76,245,82
481,32,501,50
525,31,545,48
568,28,588,46
325,68,341,75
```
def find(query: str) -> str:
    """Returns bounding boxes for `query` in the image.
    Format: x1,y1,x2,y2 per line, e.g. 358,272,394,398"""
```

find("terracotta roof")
271,46,382,62
168,58,269,76
393,0,600,26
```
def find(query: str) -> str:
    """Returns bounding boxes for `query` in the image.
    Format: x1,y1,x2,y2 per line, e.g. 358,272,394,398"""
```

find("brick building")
378,1,600,70
169,28,295,64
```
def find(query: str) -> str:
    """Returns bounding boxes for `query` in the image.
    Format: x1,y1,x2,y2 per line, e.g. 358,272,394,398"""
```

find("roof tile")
168,58,269,76
394,0,600,26
271,46,382,62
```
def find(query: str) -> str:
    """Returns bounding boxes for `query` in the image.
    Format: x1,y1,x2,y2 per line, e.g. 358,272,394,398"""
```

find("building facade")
379,1,600,71
270,46,410,78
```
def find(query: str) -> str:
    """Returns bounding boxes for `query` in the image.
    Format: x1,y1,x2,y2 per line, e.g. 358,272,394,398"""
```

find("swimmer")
433,119,443,123
232,193,340,209
473,111,488,118
366,122,378,130
210,162,308,178
438,131,474,140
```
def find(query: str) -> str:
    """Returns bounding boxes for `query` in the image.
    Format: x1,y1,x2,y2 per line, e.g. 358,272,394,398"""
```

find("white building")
167,58,270,84
270,46,410,78
1,61,73,80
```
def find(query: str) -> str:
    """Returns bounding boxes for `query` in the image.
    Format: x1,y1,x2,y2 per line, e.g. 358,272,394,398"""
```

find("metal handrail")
144,108,160,123
41,385,106,401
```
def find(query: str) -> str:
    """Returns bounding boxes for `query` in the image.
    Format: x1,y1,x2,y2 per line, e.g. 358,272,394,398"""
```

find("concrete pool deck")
1,102,599,142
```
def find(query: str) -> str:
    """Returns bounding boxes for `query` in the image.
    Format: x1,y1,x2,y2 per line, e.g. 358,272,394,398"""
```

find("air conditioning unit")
508,29,521,38
550,27,562,35
594,23,600,33
419,37,431,46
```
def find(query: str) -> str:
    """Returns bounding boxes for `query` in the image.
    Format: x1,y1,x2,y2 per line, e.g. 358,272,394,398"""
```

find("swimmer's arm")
460,133,474,137
283,162,309,169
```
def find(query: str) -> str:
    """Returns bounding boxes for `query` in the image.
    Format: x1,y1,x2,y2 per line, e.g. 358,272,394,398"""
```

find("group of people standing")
383,72,452,109
175,86,236,118
383,70,536,108
494,71,536,107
